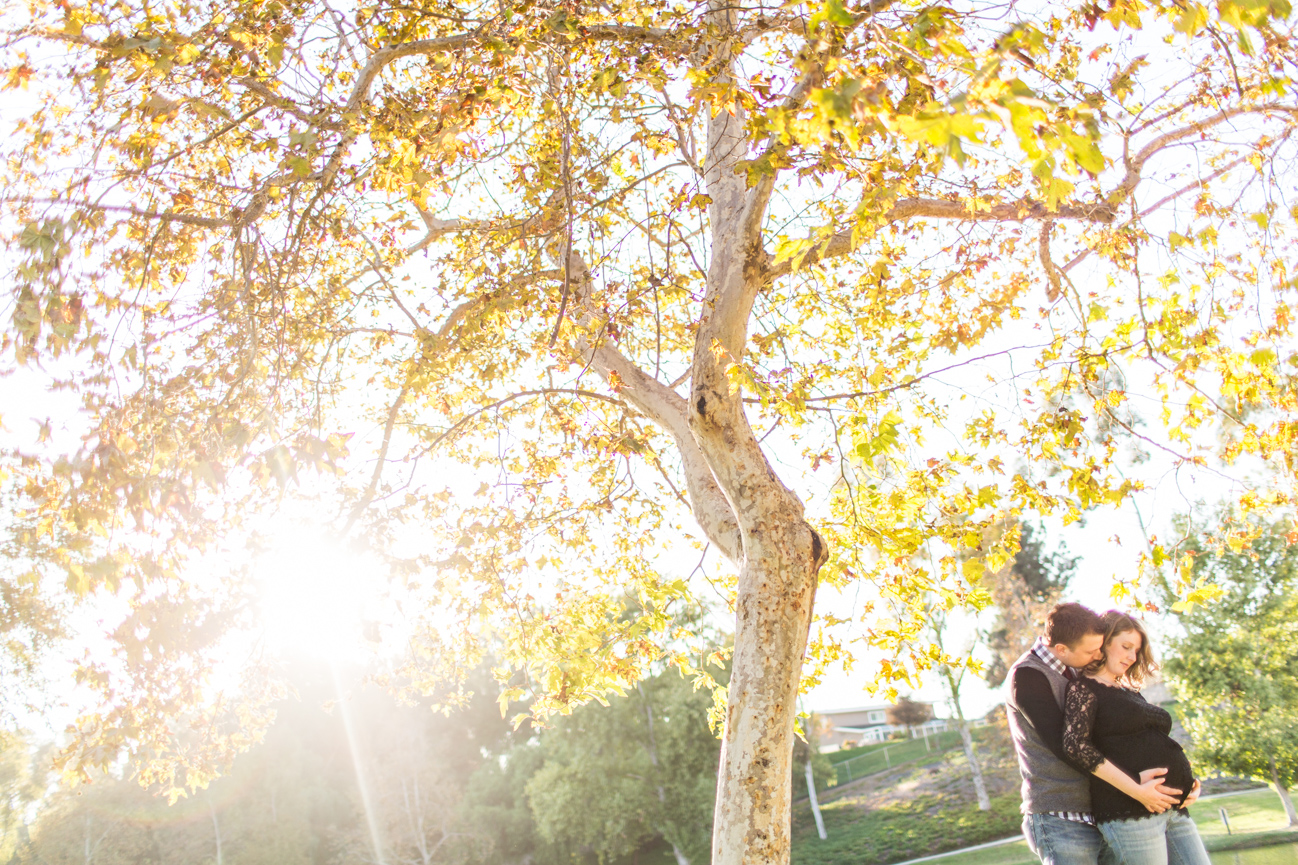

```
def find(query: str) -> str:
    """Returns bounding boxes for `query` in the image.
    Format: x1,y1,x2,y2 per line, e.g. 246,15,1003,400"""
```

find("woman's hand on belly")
1140,768,1189,806
1094,761,1181,813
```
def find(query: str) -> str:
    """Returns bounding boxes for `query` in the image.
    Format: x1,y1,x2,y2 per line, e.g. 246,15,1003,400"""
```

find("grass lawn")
1190,790,1298,853
791,792,1026,865
899,789,1298,865
828,730,991,787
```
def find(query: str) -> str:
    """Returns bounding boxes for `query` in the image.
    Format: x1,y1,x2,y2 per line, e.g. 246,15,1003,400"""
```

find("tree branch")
235,78,344,131
3,196,233,228
343,296,480,531
1109,104,1298,206
767,196,1117,279
563,252,744,563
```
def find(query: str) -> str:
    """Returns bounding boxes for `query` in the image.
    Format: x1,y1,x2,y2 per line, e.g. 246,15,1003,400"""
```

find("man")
1006,602,1195,865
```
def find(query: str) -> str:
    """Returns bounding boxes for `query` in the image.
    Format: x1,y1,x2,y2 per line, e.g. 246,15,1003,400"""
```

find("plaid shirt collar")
1032,636,1072,677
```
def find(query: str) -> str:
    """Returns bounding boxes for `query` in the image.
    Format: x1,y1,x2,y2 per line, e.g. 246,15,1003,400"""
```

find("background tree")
22,665,364,865
887,697,932,737
4,0,1298,863
921,595,991,811
1161,517,1298,827
983,523,1078,688
1,731,41,864
348,665,518,865
524,665,723,865
457,745,555,865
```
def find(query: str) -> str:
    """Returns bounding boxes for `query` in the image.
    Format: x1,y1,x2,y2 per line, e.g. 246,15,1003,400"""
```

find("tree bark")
566,5,826,862
709,524,822,865
1272,757,1298,827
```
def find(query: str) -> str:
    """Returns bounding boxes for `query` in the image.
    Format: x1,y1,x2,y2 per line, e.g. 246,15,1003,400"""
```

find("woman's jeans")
1098,810,1212,865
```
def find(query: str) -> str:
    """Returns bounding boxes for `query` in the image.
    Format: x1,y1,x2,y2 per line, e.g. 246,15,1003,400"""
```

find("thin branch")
1061,149,1263,275
1109,104,1298,206
344,383,408,531
1040,221,1062,302
421,388,627,453
804,344,1051,402
235,77,344,130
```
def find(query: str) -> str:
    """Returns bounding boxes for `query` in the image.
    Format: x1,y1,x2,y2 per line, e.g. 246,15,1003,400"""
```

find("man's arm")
1012,667,1091,772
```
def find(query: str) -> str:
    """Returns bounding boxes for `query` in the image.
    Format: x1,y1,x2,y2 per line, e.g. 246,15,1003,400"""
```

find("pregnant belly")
1100,733,1196,802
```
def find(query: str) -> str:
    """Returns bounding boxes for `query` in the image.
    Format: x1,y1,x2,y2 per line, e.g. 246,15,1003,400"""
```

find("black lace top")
1063,677,1196,823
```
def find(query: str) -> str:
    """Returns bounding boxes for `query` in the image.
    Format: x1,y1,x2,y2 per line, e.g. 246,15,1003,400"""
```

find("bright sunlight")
252,523,391,661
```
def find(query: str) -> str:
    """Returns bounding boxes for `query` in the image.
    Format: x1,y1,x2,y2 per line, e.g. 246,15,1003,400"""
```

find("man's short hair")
1044,602,1104,648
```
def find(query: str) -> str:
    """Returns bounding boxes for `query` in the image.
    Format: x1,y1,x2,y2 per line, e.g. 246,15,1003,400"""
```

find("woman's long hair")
1085,610,1159,688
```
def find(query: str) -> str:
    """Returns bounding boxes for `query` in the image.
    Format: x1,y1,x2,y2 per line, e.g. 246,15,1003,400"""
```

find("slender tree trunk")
670,844,692,865
1272,758,1298,827
805,759,827,840
208,797,224,865
943,669,990,811
957,721,991,811
574,4,828,863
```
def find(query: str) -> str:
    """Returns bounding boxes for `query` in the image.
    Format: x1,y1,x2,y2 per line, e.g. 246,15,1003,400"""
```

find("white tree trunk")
943,669,990,812
805,758,827,840
208,798,224,865
710,532,820,865
1272,758,1298,827
958,721,991,812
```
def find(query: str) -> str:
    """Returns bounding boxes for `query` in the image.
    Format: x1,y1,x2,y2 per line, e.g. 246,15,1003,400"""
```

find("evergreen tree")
984,523,1078,687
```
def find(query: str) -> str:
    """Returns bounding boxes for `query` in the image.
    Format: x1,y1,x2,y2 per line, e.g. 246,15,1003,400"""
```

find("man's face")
1051,633,1104,669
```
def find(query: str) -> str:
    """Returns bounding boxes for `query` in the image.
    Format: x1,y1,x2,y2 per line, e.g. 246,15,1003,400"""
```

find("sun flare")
252,525,389,660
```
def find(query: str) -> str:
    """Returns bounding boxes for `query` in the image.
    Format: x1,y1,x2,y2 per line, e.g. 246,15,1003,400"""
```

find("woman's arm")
1062,680,1180,814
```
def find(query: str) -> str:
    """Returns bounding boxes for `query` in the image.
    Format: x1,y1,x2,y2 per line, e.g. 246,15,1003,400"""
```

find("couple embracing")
1007,603,1211,865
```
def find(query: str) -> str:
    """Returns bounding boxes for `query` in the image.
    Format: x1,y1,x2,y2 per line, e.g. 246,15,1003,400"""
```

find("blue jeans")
1098,811,1211,865
1024,814,1110,865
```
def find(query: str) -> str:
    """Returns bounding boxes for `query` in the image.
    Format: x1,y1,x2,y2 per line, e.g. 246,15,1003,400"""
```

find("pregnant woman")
1062,610,1210,865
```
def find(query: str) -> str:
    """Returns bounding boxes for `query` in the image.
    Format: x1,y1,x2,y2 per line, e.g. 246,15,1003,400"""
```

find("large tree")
3,0,1298,863
1161,517,1298,827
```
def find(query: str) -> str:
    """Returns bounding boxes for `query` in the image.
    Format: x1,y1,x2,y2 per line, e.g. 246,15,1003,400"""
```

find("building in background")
814,701,941,751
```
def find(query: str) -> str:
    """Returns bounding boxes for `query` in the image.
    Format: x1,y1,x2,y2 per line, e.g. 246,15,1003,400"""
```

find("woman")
1062,610,1210,865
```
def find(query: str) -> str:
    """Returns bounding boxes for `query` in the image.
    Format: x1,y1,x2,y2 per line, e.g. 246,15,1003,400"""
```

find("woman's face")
1104,628,1142,678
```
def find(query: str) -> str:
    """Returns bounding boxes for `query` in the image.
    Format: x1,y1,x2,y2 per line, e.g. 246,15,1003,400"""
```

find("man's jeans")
1023,814,1109,865
1098,811,1211,865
